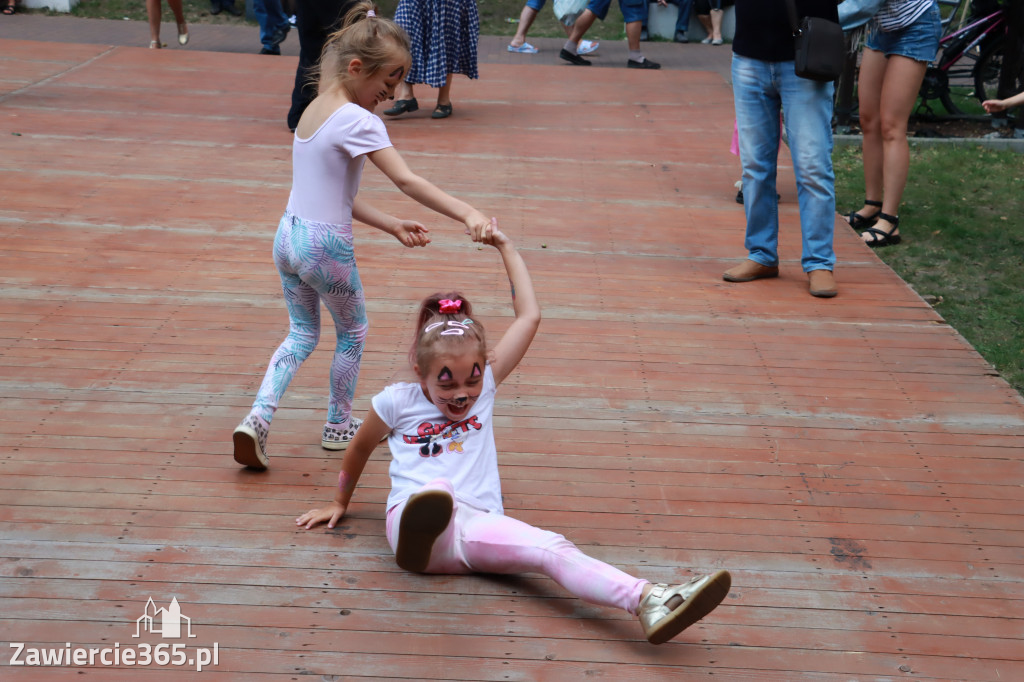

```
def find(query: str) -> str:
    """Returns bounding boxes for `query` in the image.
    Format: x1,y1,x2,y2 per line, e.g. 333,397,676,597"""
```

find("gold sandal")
638,569,731,644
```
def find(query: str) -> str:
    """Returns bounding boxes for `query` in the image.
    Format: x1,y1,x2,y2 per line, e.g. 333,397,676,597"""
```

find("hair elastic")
439,299,462,314
366,9,375,16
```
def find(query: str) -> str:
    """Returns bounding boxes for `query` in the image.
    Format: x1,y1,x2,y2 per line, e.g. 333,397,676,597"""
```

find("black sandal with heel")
861,212,901,247
847,199,882,231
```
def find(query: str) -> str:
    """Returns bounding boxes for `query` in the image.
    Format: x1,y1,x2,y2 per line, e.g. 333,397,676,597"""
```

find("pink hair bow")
439,299,462,314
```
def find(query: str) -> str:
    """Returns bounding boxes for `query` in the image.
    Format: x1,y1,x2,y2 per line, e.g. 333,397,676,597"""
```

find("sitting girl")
298,220,732,645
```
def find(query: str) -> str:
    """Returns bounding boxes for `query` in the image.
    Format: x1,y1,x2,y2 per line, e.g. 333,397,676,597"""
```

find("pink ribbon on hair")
439,299,462,314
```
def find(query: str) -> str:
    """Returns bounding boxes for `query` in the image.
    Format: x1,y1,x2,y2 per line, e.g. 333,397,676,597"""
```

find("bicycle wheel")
974,35,1024,106
924,26,991,115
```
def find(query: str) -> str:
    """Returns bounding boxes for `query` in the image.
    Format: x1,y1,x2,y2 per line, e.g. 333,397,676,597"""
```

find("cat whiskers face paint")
423,358,484,420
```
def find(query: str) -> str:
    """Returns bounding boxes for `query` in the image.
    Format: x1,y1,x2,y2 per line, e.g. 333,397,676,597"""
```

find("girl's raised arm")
296,407,392,530
478,221,541,385
366,146,491,236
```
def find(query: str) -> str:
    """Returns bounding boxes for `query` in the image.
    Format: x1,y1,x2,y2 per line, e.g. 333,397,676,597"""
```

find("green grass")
834,143,1024,394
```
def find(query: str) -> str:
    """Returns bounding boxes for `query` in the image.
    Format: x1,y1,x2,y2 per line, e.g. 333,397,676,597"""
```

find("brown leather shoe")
723,259,779,283
807,269,837,298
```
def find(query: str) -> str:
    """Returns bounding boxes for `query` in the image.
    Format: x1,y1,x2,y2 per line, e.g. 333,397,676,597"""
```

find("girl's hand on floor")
392,220,430,247
296,502,346,530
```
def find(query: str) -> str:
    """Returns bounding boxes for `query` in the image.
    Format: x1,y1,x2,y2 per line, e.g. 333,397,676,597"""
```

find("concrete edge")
835,134,1024,154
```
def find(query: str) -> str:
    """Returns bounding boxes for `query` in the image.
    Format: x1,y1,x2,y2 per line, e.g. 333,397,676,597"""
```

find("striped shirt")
876,0,936,32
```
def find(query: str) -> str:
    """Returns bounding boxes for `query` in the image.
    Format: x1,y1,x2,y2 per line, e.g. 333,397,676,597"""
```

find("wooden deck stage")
1,38,1022,680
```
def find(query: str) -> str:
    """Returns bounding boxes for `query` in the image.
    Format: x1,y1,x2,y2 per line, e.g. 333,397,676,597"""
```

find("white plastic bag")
554,0,589,27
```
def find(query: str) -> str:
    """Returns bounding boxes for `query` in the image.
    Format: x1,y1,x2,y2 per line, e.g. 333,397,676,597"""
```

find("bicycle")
918,0,1024,117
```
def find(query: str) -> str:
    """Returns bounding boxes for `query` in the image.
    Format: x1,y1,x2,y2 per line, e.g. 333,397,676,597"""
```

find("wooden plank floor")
2,38,1023,680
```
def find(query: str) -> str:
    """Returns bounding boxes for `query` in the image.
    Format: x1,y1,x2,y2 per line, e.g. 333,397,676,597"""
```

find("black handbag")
784,0,845,82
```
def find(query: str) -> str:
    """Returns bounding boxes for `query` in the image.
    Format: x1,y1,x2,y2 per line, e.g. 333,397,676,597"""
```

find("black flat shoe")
431,103,453,119
559,49,591,66
383,98,418,116
627,58,661,70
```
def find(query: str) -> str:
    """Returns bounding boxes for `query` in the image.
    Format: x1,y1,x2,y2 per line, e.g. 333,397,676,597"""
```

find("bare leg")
697,13,712,37
567,9,598,48
146,0,162,46
858,50,928,241
437,79,452,108
625,20,641,52
710,8,723,41
875,55,928,224
167,0,187,43
510,6,539,47
396,81,414,101
854,48,887,223
167,0,186,26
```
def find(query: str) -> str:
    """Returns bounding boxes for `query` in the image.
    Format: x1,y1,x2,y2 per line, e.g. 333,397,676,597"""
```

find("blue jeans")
253,0,289,50
731,54,837,272
642,0,692,33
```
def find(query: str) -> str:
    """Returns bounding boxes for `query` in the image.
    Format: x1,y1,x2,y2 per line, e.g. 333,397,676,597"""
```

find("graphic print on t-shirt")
403,414,482,458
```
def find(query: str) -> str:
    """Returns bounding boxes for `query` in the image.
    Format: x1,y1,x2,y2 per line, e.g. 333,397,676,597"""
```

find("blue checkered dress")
394,0,479,88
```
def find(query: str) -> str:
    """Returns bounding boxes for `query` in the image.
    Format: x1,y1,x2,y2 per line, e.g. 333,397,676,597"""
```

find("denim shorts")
588,0,646,24
866,4,942,63
526,0,546,11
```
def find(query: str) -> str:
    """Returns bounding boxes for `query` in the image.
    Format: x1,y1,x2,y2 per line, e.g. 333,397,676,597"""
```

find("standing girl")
297,222,732,645
844,0,941,247
233,2,492,470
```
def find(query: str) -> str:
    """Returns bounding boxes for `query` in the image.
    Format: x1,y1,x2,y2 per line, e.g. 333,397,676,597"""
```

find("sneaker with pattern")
322,417,363,451
233,414,270,469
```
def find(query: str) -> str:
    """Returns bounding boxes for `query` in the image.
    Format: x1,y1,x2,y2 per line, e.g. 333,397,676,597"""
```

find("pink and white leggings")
385,479,647,615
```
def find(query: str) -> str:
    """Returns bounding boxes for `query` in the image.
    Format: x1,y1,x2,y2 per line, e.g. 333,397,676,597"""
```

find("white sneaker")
233,415,269,469
322,417,362,450
578,39,599,55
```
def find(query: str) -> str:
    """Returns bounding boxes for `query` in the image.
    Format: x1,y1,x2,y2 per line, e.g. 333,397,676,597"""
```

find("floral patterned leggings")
249,212,367,427
386,479,648,614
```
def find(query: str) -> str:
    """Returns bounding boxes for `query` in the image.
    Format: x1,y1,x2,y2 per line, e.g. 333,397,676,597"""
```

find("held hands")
390,220,430,248
296,501,346,530
466,216,510,248
463,210,493,242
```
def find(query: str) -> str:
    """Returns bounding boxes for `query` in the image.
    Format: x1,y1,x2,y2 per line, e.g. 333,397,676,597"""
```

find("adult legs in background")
510,0,544,49
731,55,783,269
855,48,929,243
254,0,291,54
288,0,358,130
777,63,836,273
673,0,693,41
146,0,187,48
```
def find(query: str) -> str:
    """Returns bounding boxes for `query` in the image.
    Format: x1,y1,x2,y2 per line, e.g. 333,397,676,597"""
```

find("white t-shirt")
286,103,392,226
372,365,504,514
